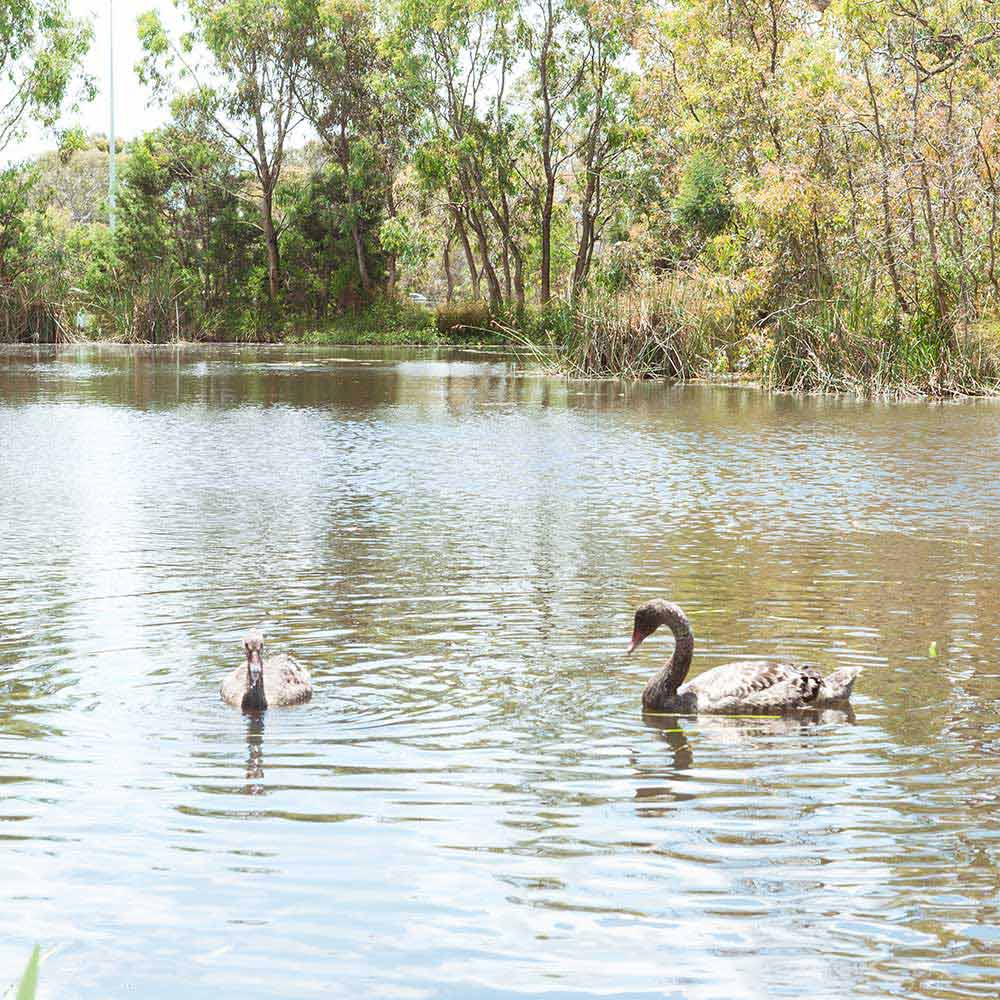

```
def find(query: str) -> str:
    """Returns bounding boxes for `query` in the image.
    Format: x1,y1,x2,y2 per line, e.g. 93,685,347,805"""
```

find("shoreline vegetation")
14,287,1000,399
5,1,1000,398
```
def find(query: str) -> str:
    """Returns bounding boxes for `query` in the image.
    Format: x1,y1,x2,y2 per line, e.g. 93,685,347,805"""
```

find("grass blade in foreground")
15,947,39,1000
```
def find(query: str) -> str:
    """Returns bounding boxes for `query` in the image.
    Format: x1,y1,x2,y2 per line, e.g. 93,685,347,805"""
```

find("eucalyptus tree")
831,1,1000,330
399,0,530,310
0,0,93,155
401,0,635,307
521,0,636,302
294,0,424,296
138,0,312,302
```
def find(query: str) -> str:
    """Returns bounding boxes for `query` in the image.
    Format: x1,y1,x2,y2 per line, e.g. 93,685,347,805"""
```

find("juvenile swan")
628,600,861,714
220,630,313,711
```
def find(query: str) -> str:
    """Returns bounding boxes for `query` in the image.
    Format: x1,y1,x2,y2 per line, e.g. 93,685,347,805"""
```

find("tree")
400,0,635,308
522,0,634,302
116,122,260,336
0,1,91,339
0,0,93,154
294,0,423,298
400,0,531,310
139,0,311,302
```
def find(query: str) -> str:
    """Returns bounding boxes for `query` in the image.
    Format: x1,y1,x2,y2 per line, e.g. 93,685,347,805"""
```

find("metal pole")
108,0,117,231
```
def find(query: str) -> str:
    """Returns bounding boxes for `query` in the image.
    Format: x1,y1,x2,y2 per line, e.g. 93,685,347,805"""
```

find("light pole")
108,0,117,231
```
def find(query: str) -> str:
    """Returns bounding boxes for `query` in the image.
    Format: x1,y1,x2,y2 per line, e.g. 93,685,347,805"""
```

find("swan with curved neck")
628,599,861,714
220,630,313,712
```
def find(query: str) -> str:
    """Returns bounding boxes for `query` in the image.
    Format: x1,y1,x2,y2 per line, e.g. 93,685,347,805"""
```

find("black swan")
628,600,862,714
220,630,313,711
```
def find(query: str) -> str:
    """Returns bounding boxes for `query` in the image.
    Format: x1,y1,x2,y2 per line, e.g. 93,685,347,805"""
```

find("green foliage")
672,151,732,239
0,1,93,152
291,297,437,344
379,216,432,272
110,125,263,339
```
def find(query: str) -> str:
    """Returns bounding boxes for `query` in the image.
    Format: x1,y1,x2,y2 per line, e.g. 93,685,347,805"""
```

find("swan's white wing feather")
683,660,822,712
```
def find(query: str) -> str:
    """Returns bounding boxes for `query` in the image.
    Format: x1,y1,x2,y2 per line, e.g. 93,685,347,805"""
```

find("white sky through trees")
5,1,182,163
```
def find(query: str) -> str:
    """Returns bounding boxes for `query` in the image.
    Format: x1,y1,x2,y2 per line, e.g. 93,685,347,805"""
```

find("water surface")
1,344,998,999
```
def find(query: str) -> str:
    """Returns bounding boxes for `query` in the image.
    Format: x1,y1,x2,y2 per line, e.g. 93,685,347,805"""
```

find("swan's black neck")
242,667,267,712
642,603,695,711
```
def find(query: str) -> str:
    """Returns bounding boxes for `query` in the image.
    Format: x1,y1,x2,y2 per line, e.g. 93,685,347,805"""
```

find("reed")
522,272,1000,398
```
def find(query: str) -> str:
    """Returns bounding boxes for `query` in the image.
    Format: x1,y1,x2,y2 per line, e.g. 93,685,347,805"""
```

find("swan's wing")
220,664,247,706
263,653,313,706
685,660,822,711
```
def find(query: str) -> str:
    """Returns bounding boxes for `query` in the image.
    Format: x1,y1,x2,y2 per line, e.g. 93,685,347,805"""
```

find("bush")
672,151,732,240
289,296,438,345
435,299,493,339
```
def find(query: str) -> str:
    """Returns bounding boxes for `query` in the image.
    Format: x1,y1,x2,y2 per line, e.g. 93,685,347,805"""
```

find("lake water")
1,344,998,999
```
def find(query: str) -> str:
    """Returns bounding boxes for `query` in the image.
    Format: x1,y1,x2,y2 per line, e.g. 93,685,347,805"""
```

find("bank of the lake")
20,289,1000,399
280,290,1000,399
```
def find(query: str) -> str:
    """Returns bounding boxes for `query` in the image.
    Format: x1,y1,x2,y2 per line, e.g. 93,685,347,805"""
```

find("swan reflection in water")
243,716,266,796
631,707,856,812
644,704,857,748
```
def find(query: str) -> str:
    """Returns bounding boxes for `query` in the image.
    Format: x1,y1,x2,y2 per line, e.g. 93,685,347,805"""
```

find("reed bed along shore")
507,273,1000,399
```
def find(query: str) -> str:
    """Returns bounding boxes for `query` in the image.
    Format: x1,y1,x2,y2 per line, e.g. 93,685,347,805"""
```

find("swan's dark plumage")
629,599,862,714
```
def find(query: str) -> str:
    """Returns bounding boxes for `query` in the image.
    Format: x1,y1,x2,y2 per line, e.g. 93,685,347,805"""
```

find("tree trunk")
513,252,525,312
919,162,950,333
351,221,372,295
452,206,480,300
863,62,909,314
572,178,596,298
387,256,398,296
538,2,556,305
260,188,281,302
443,236,455,303
540,185,554,303
468,211,503,309
385,181,399,297
459,172,503,308
338,123,371,295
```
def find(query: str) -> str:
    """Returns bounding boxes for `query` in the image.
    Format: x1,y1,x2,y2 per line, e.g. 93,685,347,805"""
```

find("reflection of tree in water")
243,715,266,796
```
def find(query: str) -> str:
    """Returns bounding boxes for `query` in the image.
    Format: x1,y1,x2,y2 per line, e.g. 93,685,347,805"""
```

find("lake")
1,344,998,999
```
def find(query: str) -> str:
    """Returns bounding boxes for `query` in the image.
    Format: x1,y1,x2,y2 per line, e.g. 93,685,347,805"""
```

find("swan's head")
628,601,662,654
627,599,689,653
243,630,265,686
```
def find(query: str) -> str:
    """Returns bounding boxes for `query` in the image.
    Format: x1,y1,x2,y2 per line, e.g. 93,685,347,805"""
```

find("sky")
6,0,183,163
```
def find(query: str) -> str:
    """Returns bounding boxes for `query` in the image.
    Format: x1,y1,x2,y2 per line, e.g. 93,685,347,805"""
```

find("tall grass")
519,271,1000,398
530,272,735,380
760,294,1000,396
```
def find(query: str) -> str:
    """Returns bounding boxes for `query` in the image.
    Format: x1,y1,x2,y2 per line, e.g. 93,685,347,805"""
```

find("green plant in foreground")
11,947,39,1000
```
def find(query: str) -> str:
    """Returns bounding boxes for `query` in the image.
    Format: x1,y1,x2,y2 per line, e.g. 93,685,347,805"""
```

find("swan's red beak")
627,628,644,655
